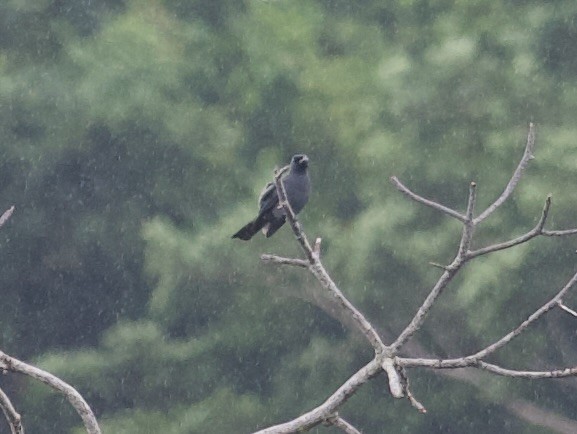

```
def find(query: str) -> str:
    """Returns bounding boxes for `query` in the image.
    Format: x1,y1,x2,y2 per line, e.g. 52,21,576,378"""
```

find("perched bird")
232,154,311,240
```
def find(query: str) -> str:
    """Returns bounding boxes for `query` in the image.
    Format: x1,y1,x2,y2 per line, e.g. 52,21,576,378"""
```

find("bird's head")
291,154,309,172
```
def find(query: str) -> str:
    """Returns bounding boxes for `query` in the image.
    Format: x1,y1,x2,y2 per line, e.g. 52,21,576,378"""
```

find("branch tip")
557,301,577,318
429,262,448,270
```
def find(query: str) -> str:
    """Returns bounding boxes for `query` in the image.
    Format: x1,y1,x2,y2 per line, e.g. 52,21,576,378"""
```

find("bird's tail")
232,220,261,240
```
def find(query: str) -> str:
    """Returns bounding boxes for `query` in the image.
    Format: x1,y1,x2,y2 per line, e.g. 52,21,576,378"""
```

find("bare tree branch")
260,254,309,268
478,362,577,379
474,123,536,224
397,357,577,379
0,206,14,230
324,414,361,434
467,195,552,258
390,176,467,222
255,125,577,433
388,264,462,353
0,387,23,434
557,301,577,317
253,358,382,434
467,269,577,360
458,182,477,257
268,168,387,357
399,366,427,413
543,229,577,237
397,267,577,375
273,166,315,263
0,351,101,434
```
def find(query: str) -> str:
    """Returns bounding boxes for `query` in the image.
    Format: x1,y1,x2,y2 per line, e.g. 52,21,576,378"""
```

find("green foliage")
3,0,577,433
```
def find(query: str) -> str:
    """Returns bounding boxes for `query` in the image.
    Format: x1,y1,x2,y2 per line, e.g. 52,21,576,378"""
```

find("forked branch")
0,343,101,434
255,124,577,433
0,387,23,434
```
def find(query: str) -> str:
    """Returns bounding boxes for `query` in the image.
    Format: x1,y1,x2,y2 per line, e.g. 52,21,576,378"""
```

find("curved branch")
0,387,23,434
253,358,382,434
466,269,577,360
474,122,536,224
260,254,309,268
479,362,577,379
468,195,551,258
388,264,462,353
271,169,386,356
325,415,361,434
0,351,101,434
458,182,477,256
390,177,466,222
0,206,15,229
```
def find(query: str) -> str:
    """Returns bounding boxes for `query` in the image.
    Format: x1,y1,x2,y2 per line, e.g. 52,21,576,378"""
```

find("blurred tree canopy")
1,0,577,433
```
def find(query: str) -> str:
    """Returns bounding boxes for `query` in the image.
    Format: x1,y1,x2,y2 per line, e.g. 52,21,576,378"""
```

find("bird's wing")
257,181,278,213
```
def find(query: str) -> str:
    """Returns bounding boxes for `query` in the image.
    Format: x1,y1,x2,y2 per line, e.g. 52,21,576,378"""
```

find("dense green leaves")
2,0,577,433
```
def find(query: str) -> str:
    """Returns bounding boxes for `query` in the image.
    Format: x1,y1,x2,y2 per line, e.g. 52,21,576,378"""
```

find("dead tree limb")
0,351,101,434
254,124,577,433
0,386,23,434
0,206,100,434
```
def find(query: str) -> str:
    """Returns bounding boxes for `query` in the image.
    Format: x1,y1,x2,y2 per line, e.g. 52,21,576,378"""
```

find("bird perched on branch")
232,154,311,240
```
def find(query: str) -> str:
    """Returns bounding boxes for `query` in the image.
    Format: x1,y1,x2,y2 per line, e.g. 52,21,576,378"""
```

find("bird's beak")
301,155,309,165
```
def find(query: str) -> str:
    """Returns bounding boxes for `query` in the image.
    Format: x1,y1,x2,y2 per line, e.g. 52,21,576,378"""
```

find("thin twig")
0,387,23,434
457,182,477,257
466,269,577,361
429,262,449,270
399,269,577,371
557,301,577,317
467,195,551,258
390,177,467,222
0,351,101,434
397,357,577,380
388,261,462,353
474,123,536,224
398,366,427,413
325,414,362,434
260,254,309,268
479,362,577,379
0,206,14,230
388,185,480,353
542,229,577,237
313,237,322,258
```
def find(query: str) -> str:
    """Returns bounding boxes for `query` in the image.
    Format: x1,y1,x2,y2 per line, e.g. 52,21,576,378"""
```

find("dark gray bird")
232,154,311,240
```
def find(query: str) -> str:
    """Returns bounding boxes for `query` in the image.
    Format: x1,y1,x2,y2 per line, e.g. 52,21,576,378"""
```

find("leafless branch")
474,122,536,224
479,362,577,379
467,195,552,258
397,268,577,373
0,387,23,434
0,351,101,434
324,414,361,434
390,176,467,222
543,229,577,237
260,254,309,268
0,206,14,229
399,366,427,413
253,358,382,434
398,356,577,380
389,264,462,353
467,269,577,360
557,301,577,317
255,125,577,433
273,166,315,263
458,182,477,257
268,167,387,357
